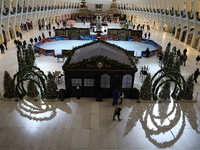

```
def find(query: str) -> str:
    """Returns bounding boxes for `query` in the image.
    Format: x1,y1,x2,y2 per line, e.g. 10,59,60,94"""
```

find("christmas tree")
140,73,152,100
159,82,171,100
45,72,58,99
3,71,15,98
180,74,194,100
27,80,38,98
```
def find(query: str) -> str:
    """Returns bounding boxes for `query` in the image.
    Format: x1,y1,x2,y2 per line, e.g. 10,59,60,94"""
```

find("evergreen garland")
62,40,137,72
180,74,194,100
151,44,183,101
140,74,152,100
13,65,47,99
3,71,15,98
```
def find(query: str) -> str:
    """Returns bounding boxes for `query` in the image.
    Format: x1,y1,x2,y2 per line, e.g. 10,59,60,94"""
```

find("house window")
122,74,132,88
84,79,94,86
71,79,82,86
100,74,110,88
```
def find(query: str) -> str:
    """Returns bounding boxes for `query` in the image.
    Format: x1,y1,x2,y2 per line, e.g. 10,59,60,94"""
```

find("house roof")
69,41,132,66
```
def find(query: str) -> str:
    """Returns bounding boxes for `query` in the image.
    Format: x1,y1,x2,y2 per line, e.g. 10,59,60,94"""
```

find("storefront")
62,40,138,98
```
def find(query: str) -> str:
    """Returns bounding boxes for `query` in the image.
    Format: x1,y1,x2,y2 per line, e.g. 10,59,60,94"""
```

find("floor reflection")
16,99,72,121
125,101,200,149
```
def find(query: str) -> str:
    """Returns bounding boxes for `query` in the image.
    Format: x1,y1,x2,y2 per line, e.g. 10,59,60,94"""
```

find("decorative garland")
13,65,47,99
151,67,185,101
62,40,137,72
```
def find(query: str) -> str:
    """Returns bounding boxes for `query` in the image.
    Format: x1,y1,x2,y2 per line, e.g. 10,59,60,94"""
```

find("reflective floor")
0,22,200,150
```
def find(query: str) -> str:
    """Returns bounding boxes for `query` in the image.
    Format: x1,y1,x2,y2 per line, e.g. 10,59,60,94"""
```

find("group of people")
112,88,125,121
144,32,151,39
0,40,8,54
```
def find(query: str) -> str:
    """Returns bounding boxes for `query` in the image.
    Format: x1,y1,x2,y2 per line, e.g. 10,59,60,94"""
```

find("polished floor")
0,22,200,150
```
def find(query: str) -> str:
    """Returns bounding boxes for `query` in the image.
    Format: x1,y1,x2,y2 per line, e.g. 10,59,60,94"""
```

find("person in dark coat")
148,32,151,39
42,33,45,39
30,38,33,45
18,40,22,47
181,54,188,66
49,31,51,37
194,68,200,83
34,37,38,43
19,32,22,39
16,30,19,37
144,32,147,39
14,39,18,46
23,40,27,48
17,44,21,52
3,40,7,50
113,104,122,121
196,55,200,65
38,24,41,30
177,49,181,57
167,42,171,47
145,47,150,58
38,36,42,41
0,44,5,54
183,48,187,55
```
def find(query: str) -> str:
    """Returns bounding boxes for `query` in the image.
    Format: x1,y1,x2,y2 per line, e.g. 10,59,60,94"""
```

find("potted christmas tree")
3,71,15,99
45,72,58,100
139,73,152,102
27,80,39,101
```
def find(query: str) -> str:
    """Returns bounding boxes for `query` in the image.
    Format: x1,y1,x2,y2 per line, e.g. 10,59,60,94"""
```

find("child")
113,104,122,121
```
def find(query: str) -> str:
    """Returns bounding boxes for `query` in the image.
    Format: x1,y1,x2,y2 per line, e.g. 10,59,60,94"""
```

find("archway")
13,66,47,99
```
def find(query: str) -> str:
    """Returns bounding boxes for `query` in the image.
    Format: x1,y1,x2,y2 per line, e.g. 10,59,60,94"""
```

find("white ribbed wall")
0,0,80,43
117,0,200,51
0,0,200,51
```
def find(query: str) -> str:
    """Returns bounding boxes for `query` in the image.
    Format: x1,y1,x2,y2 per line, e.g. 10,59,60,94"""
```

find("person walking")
148,32,151,39
0,44,5,54
194,68,200,83
196,55,200,65
3,40,8,50
177,49,181,57
112,88,120,105
183,48,187,55
38,36,42,41
145,47,150,58
19,32,22,40
23,40,27,48
113,104,122,121
119,88,125,104
49,31,51,37
182,54,188,66
30,38,33,45
34,37,38,43
144,32,147,39
42,32,45,39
